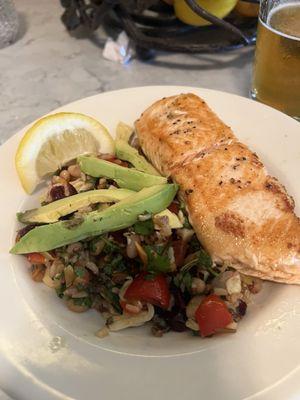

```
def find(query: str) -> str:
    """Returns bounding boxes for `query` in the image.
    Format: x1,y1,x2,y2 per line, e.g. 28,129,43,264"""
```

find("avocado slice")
155,209,183,229
115,122,159,176
116,139,160,176
11,184,178,254
78,156,167,191
116,121,133,142
17,188,134,224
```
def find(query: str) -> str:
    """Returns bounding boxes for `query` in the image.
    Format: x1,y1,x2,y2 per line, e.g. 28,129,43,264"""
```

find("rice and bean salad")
16,151,262,338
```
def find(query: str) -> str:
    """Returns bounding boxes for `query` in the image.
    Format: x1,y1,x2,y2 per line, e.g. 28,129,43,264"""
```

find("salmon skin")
135,93,300,284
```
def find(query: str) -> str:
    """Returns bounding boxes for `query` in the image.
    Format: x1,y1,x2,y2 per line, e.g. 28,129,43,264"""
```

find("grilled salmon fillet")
135,93,300,284
135,93,235,176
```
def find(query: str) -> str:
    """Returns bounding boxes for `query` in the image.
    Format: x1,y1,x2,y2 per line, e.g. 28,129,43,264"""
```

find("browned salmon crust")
135,93,235,176
135,93,300,284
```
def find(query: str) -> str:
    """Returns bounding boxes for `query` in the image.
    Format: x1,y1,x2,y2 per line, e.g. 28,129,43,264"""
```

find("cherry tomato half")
125,273,170,309
195,294,233,337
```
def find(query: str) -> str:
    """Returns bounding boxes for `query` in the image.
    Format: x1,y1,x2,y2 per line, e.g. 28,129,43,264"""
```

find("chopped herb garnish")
55,284,66,299
180,249,219,277
100,287,122,313
133,219,155,235
188,236,201,252
144,272,157,280
183,217,192,229
173,271,192,292
102,237,122,254
74,266,85,277
103,254,124,275
73,297,92,308
144,244,171,273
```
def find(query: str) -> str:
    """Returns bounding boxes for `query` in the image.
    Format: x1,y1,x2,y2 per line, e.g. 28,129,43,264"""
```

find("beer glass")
251,0,300,120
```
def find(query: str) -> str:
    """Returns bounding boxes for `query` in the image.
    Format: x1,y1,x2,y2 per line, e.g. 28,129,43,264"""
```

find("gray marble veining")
0,0,255,144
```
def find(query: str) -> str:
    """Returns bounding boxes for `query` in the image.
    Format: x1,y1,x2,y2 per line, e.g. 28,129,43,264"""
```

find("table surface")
0,0,255,145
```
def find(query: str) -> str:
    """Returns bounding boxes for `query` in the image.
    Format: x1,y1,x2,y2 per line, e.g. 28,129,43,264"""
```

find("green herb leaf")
173,271,192,292
188,236,201,252
103,254,124,275
144,244,171,273
73,297,92,308
100,287,122,314
198,249,212,269
183,216,192,229
55,284,66,299
102,237,122,254
133,219,155,235
144,272,157,281
74,266,85,277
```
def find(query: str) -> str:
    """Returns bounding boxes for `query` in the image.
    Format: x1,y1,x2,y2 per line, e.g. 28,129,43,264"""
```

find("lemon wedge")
174,0,238,26
16,112,115,194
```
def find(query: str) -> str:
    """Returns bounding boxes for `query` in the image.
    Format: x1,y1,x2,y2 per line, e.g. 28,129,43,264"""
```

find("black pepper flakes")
219,181,223,185
185,189,193,195
170,130,180,136
230,178,236,184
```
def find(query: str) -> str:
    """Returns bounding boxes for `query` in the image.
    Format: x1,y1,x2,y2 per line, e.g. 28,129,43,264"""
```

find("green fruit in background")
174,0,239,26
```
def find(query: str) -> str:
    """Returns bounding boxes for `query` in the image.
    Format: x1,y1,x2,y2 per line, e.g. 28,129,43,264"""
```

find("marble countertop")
0,0,255,144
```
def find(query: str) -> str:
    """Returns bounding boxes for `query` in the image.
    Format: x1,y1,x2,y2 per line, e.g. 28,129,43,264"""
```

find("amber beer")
251,3,300,119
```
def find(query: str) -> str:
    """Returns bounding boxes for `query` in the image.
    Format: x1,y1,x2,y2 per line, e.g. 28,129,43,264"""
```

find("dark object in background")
60,0,259,60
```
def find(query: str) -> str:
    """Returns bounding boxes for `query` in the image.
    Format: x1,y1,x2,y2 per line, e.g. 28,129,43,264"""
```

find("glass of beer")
251,0,300,120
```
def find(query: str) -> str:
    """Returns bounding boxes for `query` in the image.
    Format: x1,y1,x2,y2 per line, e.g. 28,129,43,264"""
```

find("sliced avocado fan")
18,188,134,224
78,156,167,191
115,122,159,176
11,184,178,254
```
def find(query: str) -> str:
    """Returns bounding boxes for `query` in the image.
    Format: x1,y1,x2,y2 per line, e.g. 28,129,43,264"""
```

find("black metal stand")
60,0,259,58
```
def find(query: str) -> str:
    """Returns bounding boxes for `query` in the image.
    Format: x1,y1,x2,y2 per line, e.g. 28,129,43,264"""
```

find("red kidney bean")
49,183,77,202
49,185,66,201
237,300,247,316
67,183,77,196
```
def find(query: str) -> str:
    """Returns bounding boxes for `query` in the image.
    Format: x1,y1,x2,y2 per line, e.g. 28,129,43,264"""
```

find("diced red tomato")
172,239,188,268
195,294,233,337
125,273,170,309
26,252,46,264
168,201,180,215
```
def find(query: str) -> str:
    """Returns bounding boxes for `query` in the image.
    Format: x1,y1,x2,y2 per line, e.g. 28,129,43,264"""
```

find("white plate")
0,86,300,400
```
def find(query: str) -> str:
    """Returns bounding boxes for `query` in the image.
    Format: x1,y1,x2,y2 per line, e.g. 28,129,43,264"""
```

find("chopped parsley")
144,244,171,273
133,219,155,235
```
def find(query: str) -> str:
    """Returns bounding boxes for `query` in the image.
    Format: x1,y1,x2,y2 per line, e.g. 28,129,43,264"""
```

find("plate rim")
1,85,300,400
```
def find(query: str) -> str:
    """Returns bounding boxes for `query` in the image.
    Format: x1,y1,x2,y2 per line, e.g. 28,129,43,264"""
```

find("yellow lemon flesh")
16,112,115,194
174,0,239,26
